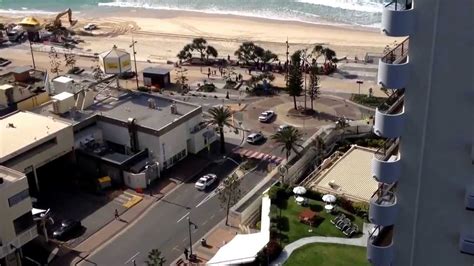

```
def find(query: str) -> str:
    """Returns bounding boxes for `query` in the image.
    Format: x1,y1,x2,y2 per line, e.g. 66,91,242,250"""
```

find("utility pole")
286,37,289,88
187,217,198,260
130,36,139,90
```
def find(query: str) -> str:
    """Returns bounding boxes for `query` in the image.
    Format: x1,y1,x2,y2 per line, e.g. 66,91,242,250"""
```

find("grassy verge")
284,243,368,266
351,94,386,108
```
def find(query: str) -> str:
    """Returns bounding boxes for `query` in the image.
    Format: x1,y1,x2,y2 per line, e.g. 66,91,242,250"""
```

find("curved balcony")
367,226,394,266
369,191,398,226
373,106,405,138
372,154,401,184
378,57,410,89
381,1,415,37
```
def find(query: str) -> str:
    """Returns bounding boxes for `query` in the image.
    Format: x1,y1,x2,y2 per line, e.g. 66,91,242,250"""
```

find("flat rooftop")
310,145,378,202
0,111,71,160
88,93,199,130
0,68,46,94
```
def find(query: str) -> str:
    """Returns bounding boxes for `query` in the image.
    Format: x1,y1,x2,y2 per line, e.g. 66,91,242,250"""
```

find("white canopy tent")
207,196,271,265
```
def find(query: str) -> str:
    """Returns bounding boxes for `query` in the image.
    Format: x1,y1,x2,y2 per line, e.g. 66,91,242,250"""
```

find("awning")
208,196,271,265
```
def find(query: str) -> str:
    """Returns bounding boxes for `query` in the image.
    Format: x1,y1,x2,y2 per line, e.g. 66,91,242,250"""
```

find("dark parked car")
53,220,82,240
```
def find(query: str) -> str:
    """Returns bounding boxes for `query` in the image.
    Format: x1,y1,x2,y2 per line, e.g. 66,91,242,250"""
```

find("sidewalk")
172,221,241,265
51,179,179,266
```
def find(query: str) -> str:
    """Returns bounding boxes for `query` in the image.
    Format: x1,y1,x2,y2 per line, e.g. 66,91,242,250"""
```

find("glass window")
8,189,29,207
13,212,34,235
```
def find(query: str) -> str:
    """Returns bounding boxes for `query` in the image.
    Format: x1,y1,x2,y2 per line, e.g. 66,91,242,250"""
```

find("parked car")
246,132,265,144
84,23,98,31
277,124,292,132
53,219,82,240
195,174,218,190
258,110,275,122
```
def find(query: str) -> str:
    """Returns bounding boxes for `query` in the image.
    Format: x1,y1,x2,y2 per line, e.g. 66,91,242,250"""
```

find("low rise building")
0,111,75,195
34,91,216,189
0,166,37,266
0,67,49,116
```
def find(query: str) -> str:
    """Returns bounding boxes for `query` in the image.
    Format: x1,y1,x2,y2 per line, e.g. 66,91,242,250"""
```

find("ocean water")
0,0,385,27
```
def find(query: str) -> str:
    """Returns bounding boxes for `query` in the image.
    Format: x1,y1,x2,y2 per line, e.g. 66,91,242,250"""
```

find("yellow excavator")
45,8,77,32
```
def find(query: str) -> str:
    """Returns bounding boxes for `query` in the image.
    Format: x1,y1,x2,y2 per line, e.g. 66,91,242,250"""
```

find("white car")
246,132,265,144
84,23,98,31
258,110,275,122
195,174,217,190
277,124,292,132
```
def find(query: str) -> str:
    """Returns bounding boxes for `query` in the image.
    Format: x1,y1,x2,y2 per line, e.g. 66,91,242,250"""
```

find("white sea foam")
296,0,383,13
97,1,376,28
0,9,57,15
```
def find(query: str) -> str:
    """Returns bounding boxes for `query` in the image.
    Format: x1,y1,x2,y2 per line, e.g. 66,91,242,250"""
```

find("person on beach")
114,209,119,219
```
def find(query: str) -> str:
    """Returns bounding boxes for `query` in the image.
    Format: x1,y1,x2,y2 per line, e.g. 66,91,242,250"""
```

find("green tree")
287,50,303,110
191,37,208,63
308,63,320,111
174,67,188,92
218,173,242,226
177,44,193,62
312,44,337,63
49,47,62,77
64,48,77,72
145,249,166,266
205,45,218,61
271,126,303,161
234,42,263,66
208,106,233,154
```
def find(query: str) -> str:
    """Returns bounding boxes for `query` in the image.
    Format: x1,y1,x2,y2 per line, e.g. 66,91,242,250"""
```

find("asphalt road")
81,160,268,266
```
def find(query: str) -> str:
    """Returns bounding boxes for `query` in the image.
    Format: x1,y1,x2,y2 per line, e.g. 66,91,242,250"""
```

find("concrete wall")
5,126,75,173
159,123,188,169
16,91,49,111
393,1,474,265
123,171,147,189
97,121,130,148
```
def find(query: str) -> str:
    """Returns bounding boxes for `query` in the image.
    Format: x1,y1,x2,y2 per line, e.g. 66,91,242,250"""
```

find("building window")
13,212,34,235
8,189,30,207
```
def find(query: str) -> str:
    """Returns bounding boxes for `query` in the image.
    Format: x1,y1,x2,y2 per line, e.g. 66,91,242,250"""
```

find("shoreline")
0,7,398,63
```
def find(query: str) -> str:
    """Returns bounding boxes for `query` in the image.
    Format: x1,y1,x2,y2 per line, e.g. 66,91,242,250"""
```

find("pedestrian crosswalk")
233,148,284,164
113,191,143,208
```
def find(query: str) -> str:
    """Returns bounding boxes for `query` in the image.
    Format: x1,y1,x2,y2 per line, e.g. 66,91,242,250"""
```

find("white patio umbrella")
293,186,307,195
322,194,337,203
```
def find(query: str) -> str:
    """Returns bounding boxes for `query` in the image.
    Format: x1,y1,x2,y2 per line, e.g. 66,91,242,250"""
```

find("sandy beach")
0,8,401,63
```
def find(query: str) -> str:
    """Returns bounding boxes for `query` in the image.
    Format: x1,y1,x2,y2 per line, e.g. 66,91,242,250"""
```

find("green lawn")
284,243,369,266
272,198,364,245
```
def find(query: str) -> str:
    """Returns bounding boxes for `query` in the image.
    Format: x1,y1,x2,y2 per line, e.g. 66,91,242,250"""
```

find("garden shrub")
137,86,151,92
353,201,369,218
305,189,323,201
337,197,355,213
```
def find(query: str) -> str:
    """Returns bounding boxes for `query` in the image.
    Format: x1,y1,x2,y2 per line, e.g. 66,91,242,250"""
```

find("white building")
0,111,75,194
0,166,37,266
34,92,216,188
367,0,473,265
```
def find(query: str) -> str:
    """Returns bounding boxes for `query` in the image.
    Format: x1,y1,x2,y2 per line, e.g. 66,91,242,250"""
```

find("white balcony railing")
369,191,398,226
378,56,410,89
372,153,401,184
381,0,415,37
373,106,405,139
367,226,395,266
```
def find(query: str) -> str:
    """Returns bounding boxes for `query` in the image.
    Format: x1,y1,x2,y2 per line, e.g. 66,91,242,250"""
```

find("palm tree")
208,106,233,154
146,249,166,266
271,127,303,161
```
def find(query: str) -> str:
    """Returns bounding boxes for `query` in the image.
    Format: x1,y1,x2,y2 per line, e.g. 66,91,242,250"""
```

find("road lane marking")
209,214,215,220
124,252,140,265
176,212,190,223
202,220,208,226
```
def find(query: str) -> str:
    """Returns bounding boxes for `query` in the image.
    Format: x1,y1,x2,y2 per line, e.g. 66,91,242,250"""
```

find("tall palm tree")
208,106,233,154
271,127,303,161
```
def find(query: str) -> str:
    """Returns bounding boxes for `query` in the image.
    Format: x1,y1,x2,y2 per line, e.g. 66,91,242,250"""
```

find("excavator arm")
53,8,78,28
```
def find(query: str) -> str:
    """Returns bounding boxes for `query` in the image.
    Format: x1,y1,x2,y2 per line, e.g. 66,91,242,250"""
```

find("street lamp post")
130,36,139,90
187,217,198,260
356,80,364,95
223,156,240,167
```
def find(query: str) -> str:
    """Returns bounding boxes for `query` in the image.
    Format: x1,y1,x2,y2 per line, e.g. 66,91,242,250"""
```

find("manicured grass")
351,94,386,108
284,243,369,266
272,198,364,245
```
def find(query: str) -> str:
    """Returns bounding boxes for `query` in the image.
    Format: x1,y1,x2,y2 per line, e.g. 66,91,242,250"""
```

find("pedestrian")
227,54,230,61
207,72,210,79
184,248,189,260
208,67,211,74
114,209,119,219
